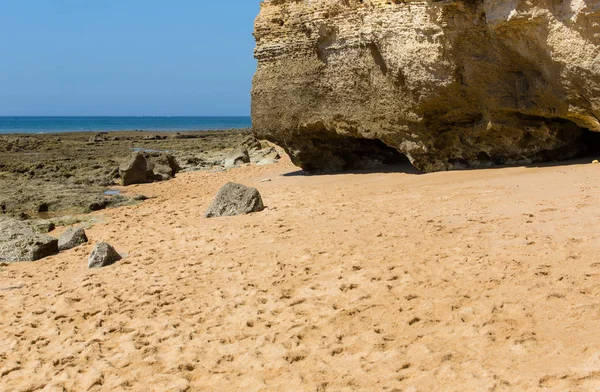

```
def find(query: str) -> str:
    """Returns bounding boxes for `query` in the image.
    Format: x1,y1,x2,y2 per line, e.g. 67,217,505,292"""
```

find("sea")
0,116,252,134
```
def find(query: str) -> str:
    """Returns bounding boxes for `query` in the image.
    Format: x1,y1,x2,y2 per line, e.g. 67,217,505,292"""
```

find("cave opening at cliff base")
300,136,411,173
579,128,600,157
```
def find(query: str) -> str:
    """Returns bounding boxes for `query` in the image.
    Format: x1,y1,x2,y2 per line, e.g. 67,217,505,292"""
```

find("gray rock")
205,182,265,218
88,242,121,268
133,194,149,201
252,147,281,166
223,147,250,168
257,158,278,166
142,134,166,140
31,220,56,233
0,218,59,262
89,133,107,143
239,136,264,151
119,152,155,186
147,152,180,181
58,227,88,251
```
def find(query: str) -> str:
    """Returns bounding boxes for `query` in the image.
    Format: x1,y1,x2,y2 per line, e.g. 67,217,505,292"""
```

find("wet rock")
205,182,265,218
88,242,121,268
86,198,109,212
0,218,59,262
58,227,88,251
223,147,250,168
119,152,155,186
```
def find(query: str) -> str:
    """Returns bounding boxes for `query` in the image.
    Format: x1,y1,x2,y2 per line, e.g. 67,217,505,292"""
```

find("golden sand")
2,157,600,391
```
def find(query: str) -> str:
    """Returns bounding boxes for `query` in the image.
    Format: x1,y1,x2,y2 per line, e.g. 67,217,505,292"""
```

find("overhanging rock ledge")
251,0,600,172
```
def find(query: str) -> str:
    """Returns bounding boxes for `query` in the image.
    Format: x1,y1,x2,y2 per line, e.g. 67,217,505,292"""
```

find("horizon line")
0,115,251,118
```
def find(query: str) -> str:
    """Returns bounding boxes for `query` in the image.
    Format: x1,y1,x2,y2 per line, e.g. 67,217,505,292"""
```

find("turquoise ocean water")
0,116,252,134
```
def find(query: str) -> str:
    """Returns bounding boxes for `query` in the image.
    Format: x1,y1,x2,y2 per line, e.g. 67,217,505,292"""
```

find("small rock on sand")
88,242,122,268
205,182,265,218
0,218,59,262
58,227,88,251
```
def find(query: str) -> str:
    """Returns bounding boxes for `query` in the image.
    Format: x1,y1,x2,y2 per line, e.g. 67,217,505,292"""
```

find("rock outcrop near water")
252,0,600,172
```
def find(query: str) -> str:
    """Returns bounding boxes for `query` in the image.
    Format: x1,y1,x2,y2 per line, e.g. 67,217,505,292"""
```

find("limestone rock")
89,133,108,143
88,242,121,268
0,218,59,262
119,152,155,186
58,227,88,251
147,152,181,181
252,147,281,166
205,182,265,218
31,220,56,234
223,147,250,168
239,136,264,151
119,152,180,185
252,0,600,172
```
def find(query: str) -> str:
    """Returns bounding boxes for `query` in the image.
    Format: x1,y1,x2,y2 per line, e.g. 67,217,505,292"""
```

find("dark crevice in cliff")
579,128,600,156
368,43,388,76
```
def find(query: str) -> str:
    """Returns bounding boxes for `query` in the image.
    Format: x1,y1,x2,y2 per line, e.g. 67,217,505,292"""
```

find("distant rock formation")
252,0,600,172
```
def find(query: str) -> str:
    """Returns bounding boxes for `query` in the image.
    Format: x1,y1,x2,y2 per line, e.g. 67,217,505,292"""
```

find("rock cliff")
251,0,600,172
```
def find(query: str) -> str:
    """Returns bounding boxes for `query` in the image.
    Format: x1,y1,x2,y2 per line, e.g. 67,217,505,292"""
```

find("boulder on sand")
0,218,59,262
88,242,122,268
205,182,265,218
58,227,88,251
223,147,250,168
119,152,155,186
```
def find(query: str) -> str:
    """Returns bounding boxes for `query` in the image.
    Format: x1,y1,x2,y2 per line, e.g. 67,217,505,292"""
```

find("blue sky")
0,1,260,116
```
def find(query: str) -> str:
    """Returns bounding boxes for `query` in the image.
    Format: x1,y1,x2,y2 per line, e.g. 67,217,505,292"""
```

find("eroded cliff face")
251,0,600,172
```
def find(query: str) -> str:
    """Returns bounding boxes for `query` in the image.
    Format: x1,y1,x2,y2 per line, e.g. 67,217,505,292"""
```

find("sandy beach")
2,156,600,391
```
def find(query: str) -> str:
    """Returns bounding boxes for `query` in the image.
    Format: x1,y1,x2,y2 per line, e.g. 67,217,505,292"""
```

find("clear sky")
0,1,260,116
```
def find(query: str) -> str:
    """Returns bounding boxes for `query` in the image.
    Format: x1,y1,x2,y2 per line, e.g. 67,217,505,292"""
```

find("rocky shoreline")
0,129,280,220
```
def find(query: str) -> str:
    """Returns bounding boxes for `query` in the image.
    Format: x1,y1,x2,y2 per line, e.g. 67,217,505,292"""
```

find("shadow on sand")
281,155,600,177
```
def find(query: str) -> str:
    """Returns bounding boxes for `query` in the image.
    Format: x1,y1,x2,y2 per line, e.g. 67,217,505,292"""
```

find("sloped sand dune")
2,157,600,391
